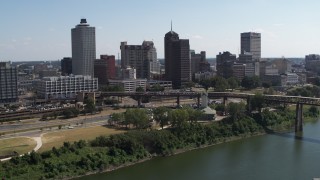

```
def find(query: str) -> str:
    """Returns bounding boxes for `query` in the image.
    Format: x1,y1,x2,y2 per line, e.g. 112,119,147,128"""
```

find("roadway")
0,113,111,134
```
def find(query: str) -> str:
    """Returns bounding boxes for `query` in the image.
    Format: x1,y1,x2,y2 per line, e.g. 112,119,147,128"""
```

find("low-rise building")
194,72,215,81
108,79,147,92
286,73,299,85
147,80,172,90
35,75,98,100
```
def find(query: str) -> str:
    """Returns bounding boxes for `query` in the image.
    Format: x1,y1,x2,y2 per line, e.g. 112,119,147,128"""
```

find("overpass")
99,91,320,132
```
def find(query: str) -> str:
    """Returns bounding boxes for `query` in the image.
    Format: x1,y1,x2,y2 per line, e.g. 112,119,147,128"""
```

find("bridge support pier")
177,96,180,107
197,96,200,108
137,97,142,107
295,103,303,132
223,96,227,115
247,96,252,113
223,96,227,107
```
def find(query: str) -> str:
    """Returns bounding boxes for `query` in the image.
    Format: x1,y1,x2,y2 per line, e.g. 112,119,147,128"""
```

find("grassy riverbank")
0,108,313,180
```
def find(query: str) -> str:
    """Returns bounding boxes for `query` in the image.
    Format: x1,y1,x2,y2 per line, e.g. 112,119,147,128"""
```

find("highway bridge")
99,91,320,132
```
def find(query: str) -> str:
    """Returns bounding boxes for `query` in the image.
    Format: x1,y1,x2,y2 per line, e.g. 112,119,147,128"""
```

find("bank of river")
78,120,320,180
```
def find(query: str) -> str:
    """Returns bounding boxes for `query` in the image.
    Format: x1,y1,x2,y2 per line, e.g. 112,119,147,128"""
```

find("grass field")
0,137,36,156
39,126,126,152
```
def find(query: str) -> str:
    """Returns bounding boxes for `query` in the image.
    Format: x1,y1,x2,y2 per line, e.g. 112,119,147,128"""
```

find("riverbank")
0,109,303,179
71,131,266,180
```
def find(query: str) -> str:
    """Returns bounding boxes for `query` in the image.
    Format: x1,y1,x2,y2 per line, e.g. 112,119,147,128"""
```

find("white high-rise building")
120,41,158,79
72,19,96,77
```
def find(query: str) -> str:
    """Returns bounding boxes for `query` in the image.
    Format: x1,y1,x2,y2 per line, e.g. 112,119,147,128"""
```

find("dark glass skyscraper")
164,29,191,88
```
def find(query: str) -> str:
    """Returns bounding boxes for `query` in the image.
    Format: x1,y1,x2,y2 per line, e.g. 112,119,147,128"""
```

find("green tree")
101,85,124,92
241,76,261,89
153,107,170,129
136,86,145,92
62,109,73,119
110,113,124,126
308,106,319,117
124,109,149,129
186,107,203,123
168,109,189,128
227,102,246,121
150,84,165,92
214,77,229,92
199,79,211,91
84,99,96,114
251,93,265,112
227,77,239,90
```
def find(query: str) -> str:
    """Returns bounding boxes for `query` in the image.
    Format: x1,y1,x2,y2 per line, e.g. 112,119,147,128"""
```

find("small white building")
286,73,299,85
108,79,147,92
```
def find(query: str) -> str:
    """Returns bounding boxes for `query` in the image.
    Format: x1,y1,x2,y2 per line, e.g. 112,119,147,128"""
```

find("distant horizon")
7,57,306,63
1,0,320,61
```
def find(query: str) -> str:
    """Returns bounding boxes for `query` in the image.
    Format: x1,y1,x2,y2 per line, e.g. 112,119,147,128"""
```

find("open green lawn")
0,137,36,157
39,126,126,152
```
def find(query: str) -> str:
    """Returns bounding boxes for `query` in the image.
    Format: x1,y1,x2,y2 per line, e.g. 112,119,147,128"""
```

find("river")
78,120,320,180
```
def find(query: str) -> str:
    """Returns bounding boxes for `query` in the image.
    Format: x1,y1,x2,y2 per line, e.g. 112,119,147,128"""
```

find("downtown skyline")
1,0,320,61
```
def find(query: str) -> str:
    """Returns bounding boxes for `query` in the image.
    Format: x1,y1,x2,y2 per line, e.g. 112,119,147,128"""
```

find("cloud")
185,33,204,39
192,35,203,39
48,28,56,32
24,37,32,41
253,28,277,39
272,23,284,27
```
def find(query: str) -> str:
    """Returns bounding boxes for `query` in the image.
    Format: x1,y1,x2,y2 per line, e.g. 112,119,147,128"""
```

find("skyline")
1,0,320,61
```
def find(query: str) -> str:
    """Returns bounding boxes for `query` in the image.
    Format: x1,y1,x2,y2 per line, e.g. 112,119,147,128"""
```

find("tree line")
199,76,261,91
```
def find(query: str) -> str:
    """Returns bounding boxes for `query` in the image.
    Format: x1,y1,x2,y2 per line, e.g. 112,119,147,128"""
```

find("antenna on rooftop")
171,20,172,31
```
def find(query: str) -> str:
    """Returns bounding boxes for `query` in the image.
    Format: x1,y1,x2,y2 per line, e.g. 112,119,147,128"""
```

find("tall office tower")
191,50,210,74
241,32,261,61
165,28,191,88
61,57,72,76
216,51,236,79
71,18,96,77
305,54,320,73
0,62,18,103
120,41,158,79
94,55,116,85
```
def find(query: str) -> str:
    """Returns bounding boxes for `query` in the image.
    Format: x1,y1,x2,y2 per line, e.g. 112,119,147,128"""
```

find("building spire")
171,20,172,31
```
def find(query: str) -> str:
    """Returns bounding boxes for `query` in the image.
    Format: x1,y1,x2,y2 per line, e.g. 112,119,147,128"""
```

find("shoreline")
69,131,266,180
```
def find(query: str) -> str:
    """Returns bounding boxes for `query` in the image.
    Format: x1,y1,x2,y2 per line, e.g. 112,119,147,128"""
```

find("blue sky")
0,0,320,61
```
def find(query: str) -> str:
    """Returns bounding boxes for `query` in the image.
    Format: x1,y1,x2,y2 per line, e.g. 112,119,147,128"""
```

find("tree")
241,76,261,89
101,85,124,92
227,77,239,90
136,86,145,92
124,108,149,129
186,108,203,123
168,109,189,128
251,93,265,112
199,79,211,91
84,99,96,114
150,84,165,92
110,113,124,126
62,109,73,119
308,106,319,117
153,107,170,129
184,81,195,88
227,102,246,121
214,77,229,92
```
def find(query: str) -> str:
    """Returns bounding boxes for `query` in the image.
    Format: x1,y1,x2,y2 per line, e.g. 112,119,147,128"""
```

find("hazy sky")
1,0,320,61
